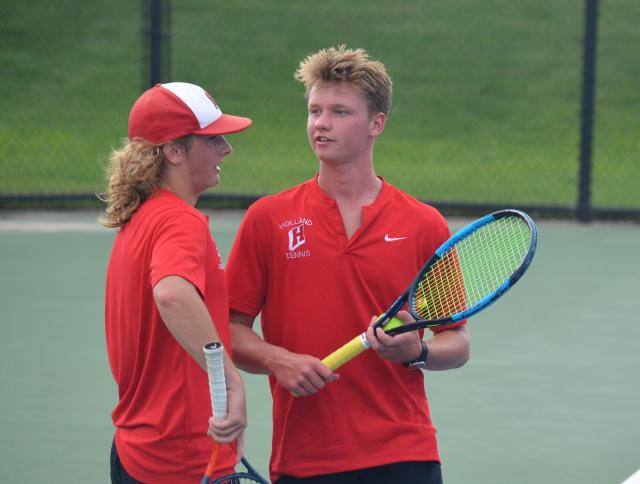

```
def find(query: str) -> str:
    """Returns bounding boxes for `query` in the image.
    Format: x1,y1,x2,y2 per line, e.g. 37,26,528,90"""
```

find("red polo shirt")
226,177,461,481
105,189,234,483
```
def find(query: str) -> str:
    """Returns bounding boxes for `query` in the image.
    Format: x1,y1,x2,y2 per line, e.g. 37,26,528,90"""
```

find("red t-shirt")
226,177,463,481
105,189,234,483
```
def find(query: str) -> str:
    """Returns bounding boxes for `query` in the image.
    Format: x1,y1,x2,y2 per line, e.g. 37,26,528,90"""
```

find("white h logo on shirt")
288,224,306,251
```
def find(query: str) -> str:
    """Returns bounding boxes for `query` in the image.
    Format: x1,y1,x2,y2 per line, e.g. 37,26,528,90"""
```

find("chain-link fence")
1,0,638,221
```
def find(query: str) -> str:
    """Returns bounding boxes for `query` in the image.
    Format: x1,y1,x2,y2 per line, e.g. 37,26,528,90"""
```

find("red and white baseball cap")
128,82,252,144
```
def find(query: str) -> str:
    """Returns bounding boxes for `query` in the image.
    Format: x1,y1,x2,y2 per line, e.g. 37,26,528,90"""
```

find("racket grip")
321,333,369,371
203,342,227,419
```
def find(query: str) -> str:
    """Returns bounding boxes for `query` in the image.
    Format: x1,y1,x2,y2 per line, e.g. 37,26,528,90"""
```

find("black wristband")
403,340,428,368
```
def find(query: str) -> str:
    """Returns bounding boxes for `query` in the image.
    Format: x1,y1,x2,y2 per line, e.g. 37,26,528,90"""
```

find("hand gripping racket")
202,342,269,484
322,209,538,371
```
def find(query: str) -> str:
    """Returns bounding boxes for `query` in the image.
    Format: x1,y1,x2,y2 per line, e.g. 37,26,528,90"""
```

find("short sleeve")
225,203,269,317
150,212,210,296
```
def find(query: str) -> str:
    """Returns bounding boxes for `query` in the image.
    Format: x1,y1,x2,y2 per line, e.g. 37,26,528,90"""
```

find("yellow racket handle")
292,336,369,396
322,333,369,371
291,316,404,396
322,316,404,372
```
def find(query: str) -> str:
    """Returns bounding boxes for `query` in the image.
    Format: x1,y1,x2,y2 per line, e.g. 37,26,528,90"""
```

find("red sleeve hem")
151,270,206,298
228,295,261,318
430,320,467,333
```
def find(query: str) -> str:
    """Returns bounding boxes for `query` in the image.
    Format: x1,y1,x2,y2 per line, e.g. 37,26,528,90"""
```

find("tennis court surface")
0,210,638,483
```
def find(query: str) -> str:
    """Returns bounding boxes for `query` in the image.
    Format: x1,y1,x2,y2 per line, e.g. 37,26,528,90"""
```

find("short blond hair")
294,45,392,116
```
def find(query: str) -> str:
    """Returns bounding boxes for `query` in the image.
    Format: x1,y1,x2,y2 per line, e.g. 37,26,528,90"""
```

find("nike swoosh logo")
384,234,407,242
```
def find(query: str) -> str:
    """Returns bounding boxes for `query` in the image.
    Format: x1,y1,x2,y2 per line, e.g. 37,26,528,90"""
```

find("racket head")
209,472,262,484
208,458,269,484
386,209,537,335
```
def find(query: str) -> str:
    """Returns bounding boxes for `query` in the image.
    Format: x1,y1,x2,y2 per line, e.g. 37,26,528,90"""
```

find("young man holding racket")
102,82,251,483
226,47,470,483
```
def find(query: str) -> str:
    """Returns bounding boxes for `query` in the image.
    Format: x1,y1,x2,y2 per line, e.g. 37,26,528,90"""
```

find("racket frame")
375,209,538,336
209,457,269,484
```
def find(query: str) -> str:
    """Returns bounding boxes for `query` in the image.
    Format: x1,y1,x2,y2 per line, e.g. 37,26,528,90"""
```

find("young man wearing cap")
102,82,252,483
225,47,470,483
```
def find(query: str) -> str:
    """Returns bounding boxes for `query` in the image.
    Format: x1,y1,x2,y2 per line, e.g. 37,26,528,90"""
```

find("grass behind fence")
0,0,638,209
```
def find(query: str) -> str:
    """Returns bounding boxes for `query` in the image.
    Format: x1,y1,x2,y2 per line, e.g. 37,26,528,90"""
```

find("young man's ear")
370,112,386,137
162,142,185,165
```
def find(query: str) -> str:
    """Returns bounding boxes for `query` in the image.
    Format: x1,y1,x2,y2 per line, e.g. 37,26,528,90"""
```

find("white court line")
0,209,246,234
622,469,640,484
0,210,109,234
0,221,107,233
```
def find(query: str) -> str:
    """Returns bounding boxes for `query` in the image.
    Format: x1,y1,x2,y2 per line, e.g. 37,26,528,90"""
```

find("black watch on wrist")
403,340,429,369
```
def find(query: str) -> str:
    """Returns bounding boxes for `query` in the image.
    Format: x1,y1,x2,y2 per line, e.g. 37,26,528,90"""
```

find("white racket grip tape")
359,332,371,350
203,342,227,420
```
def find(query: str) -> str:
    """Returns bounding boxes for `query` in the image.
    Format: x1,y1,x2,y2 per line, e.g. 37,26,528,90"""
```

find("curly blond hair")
99,136,192,229
294,45,392,116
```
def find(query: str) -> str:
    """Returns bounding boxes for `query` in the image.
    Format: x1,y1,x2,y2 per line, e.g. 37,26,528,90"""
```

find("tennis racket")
202,342,269,484
210,457,269,484
322,209,538,371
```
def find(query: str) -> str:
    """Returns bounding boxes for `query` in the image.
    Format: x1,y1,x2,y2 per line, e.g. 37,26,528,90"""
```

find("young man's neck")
317,161,382,204
159,176,198,207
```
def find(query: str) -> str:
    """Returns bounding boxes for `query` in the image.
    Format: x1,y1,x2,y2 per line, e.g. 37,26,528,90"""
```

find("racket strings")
213,476,259,484
413,248,466,319
412,216,532,320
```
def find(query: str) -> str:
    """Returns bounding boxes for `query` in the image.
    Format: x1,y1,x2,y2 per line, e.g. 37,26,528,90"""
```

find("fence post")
145,0,171,88
577,0,599,222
